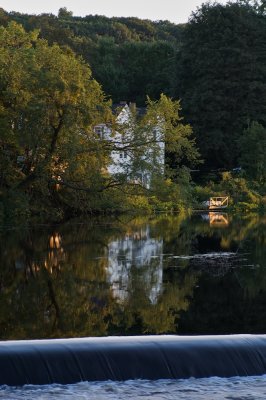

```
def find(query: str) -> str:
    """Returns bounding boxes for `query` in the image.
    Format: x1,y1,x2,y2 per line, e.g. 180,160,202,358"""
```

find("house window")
17,155,26,164
94,126,104,138
119,151,128,159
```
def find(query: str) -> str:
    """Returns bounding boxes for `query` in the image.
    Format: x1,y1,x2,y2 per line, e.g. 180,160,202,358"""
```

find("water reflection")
0,213,265,339
201,211,230,226
13,232,65,276
107,225,163,304
45,232,65,273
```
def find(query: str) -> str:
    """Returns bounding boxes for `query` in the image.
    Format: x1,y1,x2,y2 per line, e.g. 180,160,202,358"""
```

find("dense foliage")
0,8,183,105
178,1,266,170
0,22,110,220
0,23,199,221
0,1,265,221
1,2,266,174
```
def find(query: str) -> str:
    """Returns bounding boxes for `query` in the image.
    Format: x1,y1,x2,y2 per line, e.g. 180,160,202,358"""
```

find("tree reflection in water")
0,213,265,339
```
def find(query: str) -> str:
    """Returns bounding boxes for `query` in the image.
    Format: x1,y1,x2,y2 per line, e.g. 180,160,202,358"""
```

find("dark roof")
112,102,146,118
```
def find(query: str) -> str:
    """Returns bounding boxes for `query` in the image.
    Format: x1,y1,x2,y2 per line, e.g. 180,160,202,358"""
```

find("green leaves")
178,2,266,170
240,122,266,186
0,22,110,214
145,94,200,173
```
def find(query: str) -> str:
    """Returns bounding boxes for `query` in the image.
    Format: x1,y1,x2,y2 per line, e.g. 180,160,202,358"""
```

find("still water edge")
0,212,265,339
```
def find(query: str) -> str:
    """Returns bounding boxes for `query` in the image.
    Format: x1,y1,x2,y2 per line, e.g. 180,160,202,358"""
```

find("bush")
1,190,31,224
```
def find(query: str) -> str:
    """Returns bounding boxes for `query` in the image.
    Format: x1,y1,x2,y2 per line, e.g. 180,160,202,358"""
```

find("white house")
94,102,165,188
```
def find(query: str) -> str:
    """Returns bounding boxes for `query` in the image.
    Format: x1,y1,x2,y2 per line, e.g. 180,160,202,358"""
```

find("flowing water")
1,376,266,399
0,212,265,397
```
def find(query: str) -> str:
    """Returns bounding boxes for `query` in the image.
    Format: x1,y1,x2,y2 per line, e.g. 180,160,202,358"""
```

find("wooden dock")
209,196,229,210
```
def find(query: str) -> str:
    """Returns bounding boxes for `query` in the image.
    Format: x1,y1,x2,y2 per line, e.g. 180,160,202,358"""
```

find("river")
0,212,265,398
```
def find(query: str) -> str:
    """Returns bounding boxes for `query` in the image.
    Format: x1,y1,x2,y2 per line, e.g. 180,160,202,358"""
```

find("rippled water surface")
1,376,266,399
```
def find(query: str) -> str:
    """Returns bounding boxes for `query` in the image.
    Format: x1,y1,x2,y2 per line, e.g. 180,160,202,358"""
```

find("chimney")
129,102,136,113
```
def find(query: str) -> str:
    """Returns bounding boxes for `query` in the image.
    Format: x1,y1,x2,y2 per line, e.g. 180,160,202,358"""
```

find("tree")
116,41,177,105
58,7,73,19
104,94,200,212
0,10,183,107
239,121,266,186
0,22,110,216
144,94,200,176
0,23,199,218
237,0,266,14
178,1,266,169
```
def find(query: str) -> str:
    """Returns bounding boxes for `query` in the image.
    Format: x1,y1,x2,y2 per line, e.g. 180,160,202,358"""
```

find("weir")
1,335,266,386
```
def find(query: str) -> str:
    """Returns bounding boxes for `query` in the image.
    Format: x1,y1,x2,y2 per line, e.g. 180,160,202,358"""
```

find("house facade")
94,102,165,188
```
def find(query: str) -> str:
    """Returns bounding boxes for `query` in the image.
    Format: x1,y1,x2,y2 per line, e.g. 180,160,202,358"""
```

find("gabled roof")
112,102,146,119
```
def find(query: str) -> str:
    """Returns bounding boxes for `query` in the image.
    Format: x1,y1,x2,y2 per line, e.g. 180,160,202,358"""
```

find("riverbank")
0,172,265,225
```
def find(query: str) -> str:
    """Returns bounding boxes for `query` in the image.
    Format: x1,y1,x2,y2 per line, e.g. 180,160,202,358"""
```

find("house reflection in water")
201,212,229,227
106,226,163,304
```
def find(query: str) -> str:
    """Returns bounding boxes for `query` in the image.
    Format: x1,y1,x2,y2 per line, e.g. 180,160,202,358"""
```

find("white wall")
94,104,165,187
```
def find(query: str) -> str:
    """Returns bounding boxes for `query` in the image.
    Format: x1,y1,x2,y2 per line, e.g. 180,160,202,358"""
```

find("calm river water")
0,212,265,398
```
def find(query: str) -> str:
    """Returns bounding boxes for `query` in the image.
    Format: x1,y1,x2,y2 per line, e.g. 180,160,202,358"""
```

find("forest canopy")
0,1,265,220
